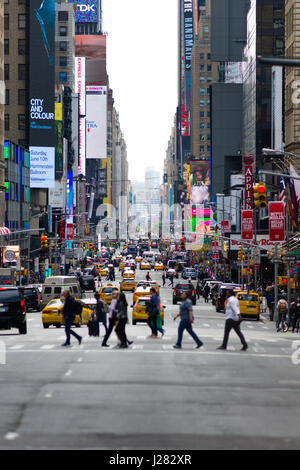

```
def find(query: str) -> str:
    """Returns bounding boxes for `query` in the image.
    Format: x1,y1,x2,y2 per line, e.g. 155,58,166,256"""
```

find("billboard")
189,161,210,204
86,89,107,159
269,202,285,242
241,210,253,240
75,35,107,86
29,0,55,187
48,180,65,208
69,0,98,23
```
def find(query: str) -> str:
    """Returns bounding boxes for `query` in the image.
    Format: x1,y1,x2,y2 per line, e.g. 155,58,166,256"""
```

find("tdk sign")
72,0,98,23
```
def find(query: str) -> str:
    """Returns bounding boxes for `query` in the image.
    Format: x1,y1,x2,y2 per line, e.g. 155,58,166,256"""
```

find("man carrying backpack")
61,290,82,347
277,295,288,332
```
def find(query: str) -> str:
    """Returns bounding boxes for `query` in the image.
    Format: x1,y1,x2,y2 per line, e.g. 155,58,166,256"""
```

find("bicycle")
277,314,289,333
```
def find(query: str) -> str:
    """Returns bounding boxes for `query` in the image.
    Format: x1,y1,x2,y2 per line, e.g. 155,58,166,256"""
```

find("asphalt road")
0,266,300,449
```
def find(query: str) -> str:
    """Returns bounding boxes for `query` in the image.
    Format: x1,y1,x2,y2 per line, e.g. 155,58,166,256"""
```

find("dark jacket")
63,295,75,319
116,300,128,320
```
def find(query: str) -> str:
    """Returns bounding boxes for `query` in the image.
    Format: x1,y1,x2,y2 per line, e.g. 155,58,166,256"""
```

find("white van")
41,276,83,308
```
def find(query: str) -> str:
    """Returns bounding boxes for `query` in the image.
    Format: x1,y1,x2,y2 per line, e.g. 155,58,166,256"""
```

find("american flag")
278,176,286,204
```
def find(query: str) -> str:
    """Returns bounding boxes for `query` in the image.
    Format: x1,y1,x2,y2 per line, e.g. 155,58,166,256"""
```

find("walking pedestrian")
102,292,118,347
115,293,133,348
146,272,152,281
173,292,203,349
162,272,166,287
196,281,201,300
61,290,82,347
276,295,288,331
168,273,174,288
94,293,108,336
292,297,300,332
217,290,248,351
147,287,159,338
203,284,210,303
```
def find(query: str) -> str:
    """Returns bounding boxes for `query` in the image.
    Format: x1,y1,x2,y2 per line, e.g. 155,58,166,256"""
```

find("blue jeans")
176,319,203,347
95,314,108,336
277,312,287,329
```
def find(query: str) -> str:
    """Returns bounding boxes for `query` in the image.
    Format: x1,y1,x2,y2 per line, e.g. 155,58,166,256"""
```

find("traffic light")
278,276,295,288
237,245,242,261
253,182,267,209
180,237,185,251
40,234,48,249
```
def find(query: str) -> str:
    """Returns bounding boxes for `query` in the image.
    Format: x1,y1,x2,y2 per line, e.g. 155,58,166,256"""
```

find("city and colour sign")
269,202,285,242
69,0,98,23
29,0,55,188
241,210,253,240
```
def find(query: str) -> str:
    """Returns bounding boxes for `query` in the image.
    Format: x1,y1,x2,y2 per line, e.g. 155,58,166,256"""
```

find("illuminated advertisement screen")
189,161,210,204
69,0,98,23
75,35,107,86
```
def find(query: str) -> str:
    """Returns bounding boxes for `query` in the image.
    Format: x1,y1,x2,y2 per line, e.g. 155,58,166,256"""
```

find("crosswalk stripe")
9,345,24,350
132,345,144,350
40,345,55,350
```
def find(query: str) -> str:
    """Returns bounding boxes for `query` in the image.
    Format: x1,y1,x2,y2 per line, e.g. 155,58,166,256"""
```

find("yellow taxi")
120,278,136,292
99,285,120,304
154,262,165,271
135,256,143,263
140,260,151,270
119,261,126,271
122,269,135,279
236,291,260,321
132,296,164,325
42,298,93,329
98,266,108,277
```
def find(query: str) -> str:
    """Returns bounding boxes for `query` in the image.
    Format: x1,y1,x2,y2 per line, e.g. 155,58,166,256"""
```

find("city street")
0,267,300,450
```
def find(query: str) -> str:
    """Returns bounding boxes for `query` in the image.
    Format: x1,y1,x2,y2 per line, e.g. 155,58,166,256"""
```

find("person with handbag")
61,290,82,347
217,290,248,351
147,287,159,338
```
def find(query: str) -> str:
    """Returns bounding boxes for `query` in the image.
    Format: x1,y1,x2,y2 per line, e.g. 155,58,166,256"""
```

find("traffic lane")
2,345,300,449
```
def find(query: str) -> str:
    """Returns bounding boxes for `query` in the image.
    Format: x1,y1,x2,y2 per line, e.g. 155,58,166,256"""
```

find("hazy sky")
102,0,178,183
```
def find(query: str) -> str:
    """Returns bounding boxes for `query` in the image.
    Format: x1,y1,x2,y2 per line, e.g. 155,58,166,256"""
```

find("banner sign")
243,154,254,210
269,202,285,242
241,210,253,240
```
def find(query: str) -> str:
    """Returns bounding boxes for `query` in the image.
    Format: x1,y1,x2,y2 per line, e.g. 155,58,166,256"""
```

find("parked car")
172,283,196,305
0,287,27,334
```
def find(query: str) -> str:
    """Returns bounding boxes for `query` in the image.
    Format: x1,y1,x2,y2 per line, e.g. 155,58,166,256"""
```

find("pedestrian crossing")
2,334,295,357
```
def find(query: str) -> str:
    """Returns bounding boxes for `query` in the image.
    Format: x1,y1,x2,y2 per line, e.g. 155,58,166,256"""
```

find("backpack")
278,300,287,314
74,300,83,316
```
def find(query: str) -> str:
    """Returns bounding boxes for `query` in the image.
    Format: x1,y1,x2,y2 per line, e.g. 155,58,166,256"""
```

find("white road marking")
45,393,52,398
137,335,147,340
132,345,143,350
9,345,24,350
65,370,72,377
77,358,83,362
4,432,19,440
40,345,55,350
203,323,210,327
227,346,236,351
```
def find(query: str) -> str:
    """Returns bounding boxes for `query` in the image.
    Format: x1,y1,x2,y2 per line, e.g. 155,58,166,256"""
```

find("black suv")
18,286,40,312
0,287,27,334
79,275,96,292
172,283,196,305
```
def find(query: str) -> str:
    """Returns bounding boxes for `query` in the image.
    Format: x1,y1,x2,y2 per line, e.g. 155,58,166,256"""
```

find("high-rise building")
285,0,300,160
0,2,5,227
55,1,76,90
191,0,218,161
4,0,28,149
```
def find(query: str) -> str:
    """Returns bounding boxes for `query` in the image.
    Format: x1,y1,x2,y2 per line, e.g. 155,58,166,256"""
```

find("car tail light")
20,300,26,313
192,290,195,295
173,289,176,294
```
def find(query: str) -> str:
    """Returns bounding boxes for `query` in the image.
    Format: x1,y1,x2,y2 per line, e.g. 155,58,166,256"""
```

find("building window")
59,41,67,52
207,76,212,83
18,89,26,106
18,14,26,29
200,146,205,152
5,114,9,131
200,53,204,60
18,39,26,55
59,26,67,36
18,64,26,80
204,25,209,33
200,122,205,129
58,11,69,21
200,88,205,95
200,76,205,82
200,65,204,72
4,64,9,80
4,14,9,30
59,72,67,83
18,114,26,131
59,56,67,67
4,39,9,55
5,89,9,105
200,100,205,107
200,134,206,141
200,111,204,118
207,65,212,72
